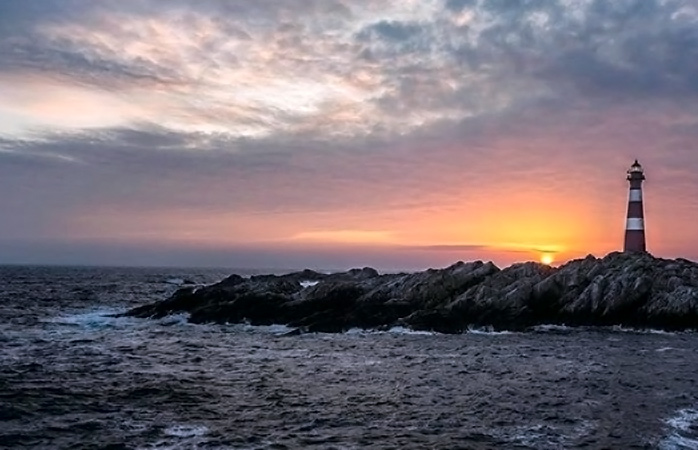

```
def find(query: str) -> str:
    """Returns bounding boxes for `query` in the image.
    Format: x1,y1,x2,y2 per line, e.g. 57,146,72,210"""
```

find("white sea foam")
345,325,512,336
658,408,698,450
667,409,698,433
47,309,130,329
48,310,196,337
164,424,209,438
611,325,677,335
534,325,688,335
342,326,436,336
387,326,435,336
135,424,209,450
656,347,677,353
466,326,514,335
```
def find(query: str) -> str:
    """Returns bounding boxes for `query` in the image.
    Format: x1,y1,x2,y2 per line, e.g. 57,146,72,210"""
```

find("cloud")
2,0,697,142
1,1,698,267
408,244,489,252
291,230,395,244
357,20,427,43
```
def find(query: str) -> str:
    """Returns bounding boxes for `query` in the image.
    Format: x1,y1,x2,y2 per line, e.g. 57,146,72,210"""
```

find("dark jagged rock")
123,253,698,333
404,261,557,332
537,252,698,329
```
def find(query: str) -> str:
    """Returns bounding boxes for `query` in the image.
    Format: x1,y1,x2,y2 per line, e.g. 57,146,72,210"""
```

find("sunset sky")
1,0,697,270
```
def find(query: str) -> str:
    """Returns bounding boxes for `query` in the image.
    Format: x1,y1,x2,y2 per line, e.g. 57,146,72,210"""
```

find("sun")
540,253,555,265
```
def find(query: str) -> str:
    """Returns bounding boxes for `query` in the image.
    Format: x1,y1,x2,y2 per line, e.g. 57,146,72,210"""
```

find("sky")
1,0,698,271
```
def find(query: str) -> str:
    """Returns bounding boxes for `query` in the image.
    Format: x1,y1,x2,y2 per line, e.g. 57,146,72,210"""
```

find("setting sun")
541,254,555,265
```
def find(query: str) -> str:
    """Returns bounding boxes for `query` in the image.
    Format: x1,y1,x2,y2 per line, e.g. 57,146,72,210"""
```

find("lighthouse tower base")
624,230,646,253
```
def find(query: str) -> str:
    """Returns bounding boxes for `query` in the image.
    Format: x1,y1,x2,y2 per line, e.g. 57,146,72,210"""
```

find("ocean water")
1,266,697,449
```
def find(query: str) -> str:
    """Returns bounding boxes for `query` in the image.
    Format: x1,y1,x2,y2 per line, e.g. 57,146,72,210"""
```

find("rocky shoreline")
124,252,698,333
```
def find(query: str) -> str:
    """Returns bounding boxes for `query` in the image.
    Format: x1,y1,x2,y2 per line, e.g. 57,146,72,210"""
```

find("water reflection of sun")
540,254,554,265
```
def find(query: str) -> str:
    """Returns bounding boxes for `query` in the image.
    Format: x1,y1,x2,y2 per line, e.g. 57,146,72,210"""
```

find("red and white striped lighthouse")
624,160,646,253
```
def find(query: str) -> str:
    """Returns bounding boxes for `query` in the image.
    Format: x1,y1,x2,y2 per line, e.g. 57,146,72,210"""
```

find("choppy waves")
659,408,698,450
1,266,698,449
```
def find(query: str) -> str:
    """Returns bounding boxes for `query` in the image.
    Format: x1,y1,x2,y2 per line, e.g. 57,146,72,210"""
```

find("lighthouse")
624,160,646,253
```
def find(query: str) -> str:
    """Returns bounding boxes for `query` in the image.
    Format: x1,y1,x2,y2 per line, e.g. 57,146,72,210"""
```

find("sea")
1,265,697,450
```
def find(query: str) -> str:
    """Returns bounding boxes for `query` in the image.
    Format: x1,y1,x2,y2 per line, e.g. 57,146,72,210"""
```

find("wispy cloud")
291,230,395,244
2,0,693,141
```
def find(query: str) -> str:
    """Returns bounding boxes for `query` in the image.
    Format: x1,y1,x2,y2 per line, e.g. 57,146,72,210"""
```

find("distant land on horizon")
5,251,695,280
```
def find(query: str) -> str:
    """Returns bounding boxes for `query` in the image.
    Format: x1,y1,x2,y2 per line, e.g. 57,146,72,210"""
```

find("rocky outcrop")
123,252,698,333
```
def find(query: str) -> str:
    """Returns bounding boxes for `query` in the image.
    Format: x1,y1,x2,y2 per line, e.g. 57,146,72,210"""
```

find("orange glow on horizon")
63,154,642,269
67,178,616,268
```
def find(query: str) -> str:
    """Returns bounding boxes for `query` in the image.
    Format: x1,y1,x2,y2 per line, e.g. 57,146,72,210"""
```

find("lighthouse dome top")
628,159,644,173
627,159,646,182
